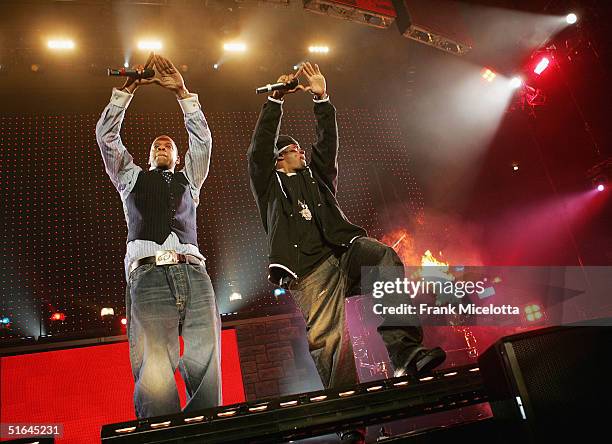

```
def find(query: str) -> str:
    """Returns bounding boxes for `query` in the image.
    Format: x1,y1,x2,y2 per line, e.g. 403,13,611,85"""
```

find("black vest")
125,170,198,246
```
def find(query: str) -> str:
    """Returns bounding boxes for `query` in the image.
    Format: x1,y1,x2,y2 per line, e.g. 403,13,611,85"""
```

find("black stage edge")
101,365,485,443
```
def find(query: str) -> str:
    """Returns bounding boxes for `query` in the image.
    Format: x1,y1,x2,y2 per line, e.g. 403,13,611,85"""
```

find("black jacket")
247,99,366,285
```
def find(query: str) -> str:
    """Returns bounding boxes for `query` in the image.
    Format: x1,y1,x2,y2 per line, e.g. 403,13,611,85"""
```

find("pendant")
300,207,313,221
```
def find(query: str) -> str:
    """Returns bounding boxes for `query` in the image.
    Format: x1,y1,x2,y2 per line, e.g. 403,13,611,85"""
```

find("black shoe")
339,430,365,444
393,347,446,378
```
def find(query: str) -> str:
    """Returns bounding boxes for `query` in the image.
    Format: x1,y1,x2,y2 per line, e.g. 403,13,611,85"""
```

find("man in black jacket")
247,62,445,405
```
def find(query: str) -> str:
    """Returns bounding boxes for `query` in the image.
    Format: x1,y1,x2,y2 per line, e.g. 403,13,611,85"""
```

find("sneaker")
393,347,446,378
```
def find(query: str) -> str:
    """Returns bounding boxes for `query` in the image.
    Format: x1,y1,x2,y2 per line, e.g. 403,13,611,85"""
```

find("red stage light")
534,57,550,75
597,184,605,192
50,312,66,321
121,317,127,326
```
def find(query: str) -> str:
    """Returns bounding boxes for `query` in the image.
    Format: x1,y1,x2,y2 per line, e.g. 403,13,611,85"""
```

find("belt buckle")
155,250,179,266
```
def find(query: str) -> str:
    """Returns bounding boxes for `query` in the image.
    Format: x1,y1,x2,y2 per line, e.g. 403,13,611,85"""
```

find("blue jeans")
125,262,221,419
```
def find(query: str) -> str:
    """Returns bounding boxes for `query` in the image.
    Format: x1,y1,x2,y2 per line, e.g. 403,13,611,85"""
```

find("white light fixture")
308,46,329,54
223,42,247,52
48,39,75,50
137,40,162,51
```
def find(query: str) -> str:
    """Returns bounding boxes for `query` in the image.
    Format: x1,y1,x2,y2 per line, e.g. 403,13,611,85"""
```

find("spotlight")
308,46,329,54
534,57,550,75
512,162,519,171
213,63,219,70
273,288,286,297
101,307,115,317
50,312,66,321
293,65,299,70
1,317,10,324
123,61,129,68
565,13,578,25
481,68,496,82
47,39,75,50
223,42,246,52
121,317,127,326
597,184,605,192
137,40,162,51
229,292,242,301
509,76,523,89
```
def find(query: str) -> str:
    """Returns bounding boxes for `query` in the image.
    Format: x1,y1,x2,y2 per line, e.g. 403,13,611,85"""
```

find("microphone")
107,68,155,79
255,78,299,95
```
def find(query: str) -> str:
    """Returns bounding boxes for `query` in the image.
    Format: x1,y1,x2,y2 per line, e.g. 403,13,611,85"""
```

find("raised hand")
301,62,327,99
154,54,190,99
271,66,307,100
121,52,160,94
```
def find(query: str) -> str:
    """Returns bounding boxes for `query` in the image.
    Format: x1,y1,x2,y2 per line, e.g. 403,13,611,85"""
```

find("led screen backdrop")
0,106,423,339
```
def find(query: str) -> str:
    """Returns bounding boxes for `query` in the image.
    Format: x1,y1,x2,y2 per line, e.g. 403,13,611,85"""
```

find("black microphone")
255,78,299,94
107,68,155,79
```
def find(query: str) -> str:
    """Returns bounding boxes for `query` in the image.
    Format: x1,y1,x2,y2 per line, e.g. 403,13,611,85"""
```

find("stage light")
293,65,299,70
566,13,578,24
121,317,127,326
534,57,550,75
308,46,329,54
512,163,519,171
509,77,523,89
1,317,10,324
47,39,75,50
481,68,496,82
229,292,242,301
101,307,115,317
524,304,543,322
50,312,66,321
597,184,605,192
274,288,286,297
137,40,162,51
123,61,129,68
213,63,219,70
223,42,246,52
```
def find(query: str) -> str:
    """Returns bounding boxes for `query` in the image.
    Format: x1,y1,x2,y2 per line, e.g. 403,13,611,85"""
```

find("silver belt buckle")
155,250,179,266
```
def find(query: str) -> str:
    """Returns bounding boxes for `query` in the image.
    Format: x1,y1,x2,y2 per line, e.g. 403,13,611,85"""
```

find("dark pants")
289,237,423,389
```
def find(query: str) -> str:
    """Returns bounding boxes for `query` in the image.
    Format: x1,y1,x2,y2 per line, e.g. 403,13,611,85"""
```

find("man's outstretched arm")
95,88,142,194
153,54,213,203
95,53,160,194
302,62,339,195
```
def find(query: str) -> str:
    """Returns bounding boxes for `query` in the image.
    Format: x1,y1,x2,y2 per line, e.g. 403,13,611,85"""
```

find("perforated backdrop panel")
0,106,423,339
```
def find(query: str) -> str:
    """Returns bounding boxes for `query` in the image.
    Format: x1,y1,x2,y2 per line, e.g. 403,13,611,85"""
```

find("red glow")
1,329,244,443
534,57,550,75
597,184,605,192
50,312,66,321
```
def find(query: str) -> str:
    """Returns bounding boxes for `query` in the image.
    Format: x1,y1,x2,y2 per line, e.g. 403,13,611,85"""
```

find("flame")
420,250,453,281
381,228,423,266
421,250,449,267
